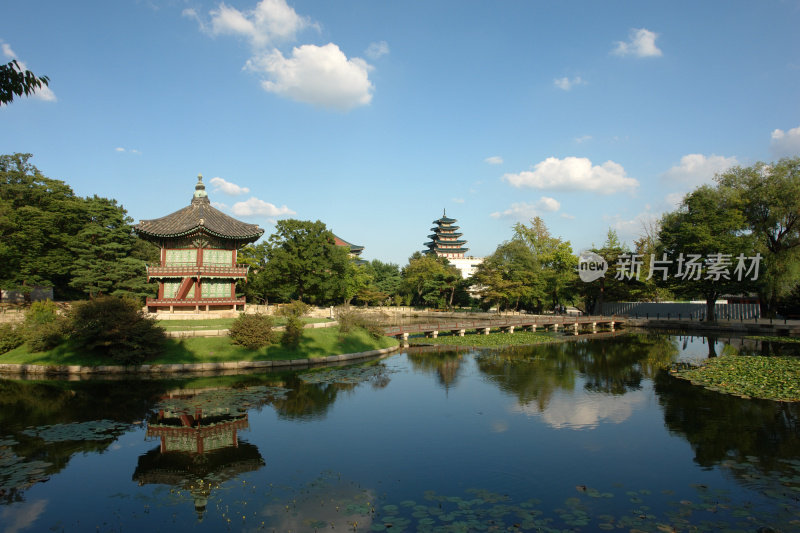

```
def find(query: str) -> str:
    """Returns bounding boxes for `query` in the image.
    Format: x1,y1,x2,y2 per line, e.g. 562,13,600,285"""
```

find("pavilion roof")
134,176,264,242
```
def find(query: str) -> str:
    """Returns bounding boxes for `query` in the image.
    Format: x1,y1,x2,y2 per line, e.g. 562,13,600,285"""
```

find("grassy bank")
670,355,800,402
408,330,564,347
156,317,330,331
0,326,398,367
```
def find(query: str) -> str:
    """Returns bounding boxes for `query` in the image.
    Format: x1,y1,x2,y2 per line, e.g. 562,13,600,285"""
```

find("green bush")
0,323,24,354
335,306,386,340
278,300,310,348
68,296,165,365
22,300,69,352
228,313,276,350
280,316,304,348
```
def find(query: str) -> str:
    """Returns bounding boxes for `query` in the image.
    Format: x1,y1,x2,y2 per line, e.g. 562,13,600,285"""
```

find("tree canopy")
0,153,157,301
0,60,50,105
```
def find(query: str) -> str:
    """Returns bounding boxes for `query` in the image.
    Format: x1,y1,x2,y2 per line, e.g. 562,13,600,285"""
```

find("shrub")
0,323,24,354
68,296,165,365
229,313,276,350
277,300,310,349
22,300,69,352
335,306,386,340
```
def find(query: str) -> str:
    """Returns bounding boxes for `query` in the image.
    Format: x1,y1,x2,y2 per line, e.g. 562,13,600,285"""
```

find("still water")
1,333,799,532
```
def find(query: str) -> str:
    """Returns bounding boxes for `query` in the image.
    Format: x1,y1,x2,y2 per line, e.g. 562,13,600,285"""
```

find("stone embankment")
0,345,401,377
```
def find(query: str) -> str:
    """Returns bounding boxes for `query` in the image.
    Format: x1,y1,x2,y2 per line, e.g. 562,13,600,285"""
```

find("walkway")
384,315,623,341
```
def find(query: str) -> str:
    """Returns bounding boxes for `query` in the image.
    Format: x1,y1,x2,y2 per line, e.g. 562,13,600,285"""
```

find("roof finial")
443,208,447,217
194,174,208,198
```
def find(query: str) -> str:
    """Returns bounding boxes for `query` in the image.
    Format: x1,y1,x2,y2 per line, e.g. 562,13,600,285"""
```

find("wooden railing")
146,264,249,278
146,297,246,307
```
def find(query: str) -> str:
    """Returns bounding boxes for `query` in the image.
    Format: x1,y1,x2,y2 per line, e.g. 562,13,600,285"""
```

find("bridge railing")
383,315,623,335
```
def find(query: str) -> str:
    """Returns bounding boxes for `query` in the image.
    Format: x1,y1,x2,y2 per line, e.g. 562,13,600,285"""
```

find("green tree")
715,157,800,316
580,229,642,314
0,60,49,105
657,185,755,321
260,219,352,304
512,216,578,311
471,239,542,311
0,154,85,300
69,195,153,300
401,252,462,308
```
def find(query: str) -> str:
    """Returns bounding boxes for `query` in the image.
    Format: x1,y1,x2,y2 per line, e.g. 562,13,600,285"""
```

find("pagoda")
424,209,469,259
134,175,264,313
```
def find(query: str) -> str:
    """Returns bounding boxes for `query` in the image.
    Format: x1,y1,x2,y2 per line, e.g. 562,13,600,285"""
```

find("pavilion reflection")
133,388,267,520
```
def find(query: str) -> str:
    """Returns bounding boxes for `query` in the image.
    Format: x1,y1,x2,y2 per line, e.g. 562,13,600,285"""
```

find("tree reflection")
0,378,169,504
475,334,679,411
406,347,466,391
654,371,800,473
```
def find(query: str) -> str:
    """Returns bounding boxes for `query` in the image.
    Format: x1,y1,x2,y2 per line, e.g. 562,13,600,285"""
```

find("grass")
408,330,564,347
0,326,398,367
670,355,800,402
156,316,330,331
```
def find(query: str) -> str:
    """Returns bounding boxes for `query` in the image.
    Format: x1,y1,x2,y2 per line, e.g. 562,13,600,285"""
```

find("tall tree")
0,153,85,299
69,195,154,299
657,185,755,321
401,252,461,308
512,216,578,310
259,219,352,304
471,239,543,311
715,157,800,316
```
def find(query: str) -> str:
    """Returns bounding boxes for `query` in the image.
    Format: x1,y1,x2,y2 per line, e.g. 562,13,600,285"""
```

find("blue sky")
2,0,799,266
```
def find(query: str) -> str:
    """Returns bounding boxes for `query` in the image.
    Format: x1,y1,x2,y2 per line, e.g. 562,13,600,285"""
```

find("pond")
1,333,799,532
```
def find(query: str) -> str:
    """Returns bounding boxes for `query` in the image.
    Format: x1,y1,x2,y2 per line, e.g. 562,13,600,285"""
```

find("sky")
2,0,800,266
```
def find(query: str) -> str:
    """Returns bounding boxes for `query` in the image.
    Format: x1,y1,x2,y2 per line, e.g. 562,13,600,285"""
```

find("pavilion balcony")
146,297,246,307
146,264,249,280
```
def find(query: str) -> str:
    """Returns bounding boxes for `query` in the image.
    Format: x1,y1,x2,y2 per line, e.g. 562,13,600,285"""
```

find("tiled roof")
135,194,264,242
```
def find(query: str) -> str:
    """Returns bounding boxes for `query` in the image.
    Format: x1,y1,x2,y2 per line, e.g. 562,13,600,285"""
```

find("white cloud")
503,156,638,194
1,499,48,533
198,0,312,48
114,147,140,154
613,28,662,58
575,135,592,144
452,197,465,204
553,76,585,91
210,176,250,195
484,156,503,165
490,197,561,220
1,40,56,102
560,213,576,220
665,192,685,208
513,391,646,429
232,196,295,217
365,41,389,59
771,125,800,157
246,44,373,111
662,153,738,186
604,210,661,245
188,1,375,111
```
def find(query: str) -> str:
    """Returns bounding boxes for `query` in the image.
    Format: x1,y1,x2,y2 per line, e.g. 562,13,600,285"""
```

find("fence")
602,301,760,320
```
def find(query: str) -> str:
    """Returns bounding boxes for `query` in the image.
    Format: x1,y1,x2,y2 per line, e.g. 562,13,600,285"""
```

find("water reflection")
1,333,799,531
406,347,467,391
134,388,268,520
474,334,678,411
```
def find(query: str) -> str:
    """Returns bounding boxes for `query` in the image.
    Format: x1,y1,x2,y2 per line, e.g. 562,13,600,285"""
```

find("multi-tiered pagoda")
134,176,264,313
424,210,469,259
